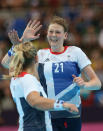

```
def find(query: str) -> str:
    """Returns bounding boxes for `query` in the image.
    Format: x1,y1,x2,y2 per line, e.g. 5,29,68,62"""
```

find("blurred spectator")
98,29,103,48
82,25,98,46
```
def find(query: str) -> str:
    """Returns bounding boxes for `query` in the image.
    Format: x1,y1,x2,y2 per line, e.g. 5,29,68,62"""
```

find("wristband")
54,100,64,110
8,46,15,56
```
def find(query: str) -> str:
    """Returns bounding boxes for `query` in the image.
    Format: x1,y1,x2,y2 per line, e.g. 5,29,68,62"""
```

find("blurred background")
0,0,103,131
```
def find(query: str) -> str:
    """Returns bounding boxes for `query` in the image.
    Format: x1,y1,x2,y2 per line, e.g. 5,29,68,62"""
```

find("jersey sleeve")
22,74,41,99
76,47,91,70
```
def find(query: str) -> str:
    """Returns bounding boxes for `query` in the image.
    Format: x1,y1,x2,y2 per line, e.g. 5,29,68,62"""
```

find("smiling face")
47,23,68,52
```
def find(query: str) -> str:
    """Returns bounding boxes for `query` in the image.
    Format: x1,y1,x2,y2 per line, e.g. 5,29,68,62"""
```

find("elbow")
97,80,102,90
28,100,38,108
94,79,102,90
85,79,102,90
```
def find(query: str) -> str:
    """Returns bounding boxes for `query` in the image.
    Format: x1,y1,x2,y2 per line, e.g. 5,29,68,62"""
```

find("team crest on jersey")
67,55,74,61
67,55,70,58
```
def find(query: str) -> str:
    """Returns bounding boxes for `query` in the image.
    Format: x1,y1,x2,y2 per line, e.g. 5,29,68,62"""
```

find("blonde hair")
9,42,37,77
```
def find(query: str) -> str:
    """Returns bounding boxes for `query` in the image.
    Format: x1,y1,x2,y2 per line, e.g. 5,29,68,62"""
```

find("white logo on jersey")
54,63,64,73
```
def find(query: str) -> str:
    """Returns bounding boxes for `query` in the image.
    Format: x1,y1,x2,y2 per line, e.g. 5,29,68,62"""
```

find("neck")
23,68,34,75
23,64,35,76
51,46,64,52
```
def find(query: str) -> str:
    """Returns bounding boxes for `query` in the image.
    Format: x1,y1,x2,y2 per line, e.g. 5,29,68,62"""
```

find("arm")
73,65,101,90
23,75,78,113
1,54,12,68
21,20,42,42
26,91,78,113
1,30,21,68
1,20,42,68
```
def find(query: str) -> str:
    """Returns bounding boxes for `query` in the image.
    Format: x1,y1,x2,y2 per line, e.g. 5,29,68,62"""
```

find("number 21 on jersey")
54,63,63,73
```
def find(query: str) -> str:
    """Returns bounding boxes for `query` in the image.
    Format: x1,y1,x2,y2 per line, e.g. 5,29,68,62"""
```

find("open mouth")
50,39,58,42
50,37,59,42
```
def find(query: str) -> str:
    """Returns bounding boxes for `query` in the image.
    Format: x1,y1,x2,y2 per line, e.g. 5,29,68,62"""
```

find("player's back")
10,74,45,131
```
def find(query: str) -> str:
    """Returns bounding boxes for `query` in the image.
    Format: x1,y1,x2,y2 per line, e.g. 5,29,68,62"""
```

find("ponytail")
9,51,24,77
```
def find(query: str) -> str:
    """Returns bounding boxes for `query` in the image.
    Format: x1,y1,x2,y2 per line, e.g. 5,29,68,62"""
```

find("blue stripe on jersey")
19,98,45,130
38,63,48,95
52,61,80,95
59,86,79,101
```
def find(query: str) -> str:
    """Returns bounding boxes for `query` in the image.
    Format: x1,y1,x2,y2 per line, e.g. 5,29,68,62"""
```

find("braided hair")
9,42,37,77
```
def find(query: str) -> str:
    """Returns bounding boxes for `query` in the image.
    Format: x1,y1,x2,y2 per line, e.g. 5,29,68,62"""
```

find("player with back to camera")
1,17,101,131
1,41,78,131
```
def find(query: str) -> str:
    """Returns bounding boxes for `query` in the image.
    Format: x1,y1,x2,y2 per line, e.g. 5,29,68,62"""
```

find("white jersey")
37,46,91,118
10,72,52,131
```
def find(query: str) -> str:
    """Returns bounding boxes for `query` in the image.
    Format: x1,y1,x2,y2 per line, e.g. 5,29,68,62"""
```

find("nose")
52,32,56,36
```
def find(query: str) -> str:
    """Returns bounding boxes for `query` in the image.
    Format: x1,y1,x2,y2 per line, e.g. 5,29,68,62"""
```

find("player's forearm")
84,78,101,90
27,93,64,111
1,53,12,68
82,65,101,90
33,97,55,111
26,92,78,113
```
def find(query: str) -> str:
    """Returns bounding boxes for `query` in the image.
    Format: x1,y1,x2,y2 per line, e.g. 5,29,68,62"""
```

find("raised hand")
8,29,21,45
21,20,42,42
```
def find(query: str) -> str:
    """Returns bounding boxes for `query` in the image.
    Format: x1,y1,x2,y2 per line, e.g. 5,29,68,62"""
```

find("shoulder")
23,74,37,82
10,75,36,85
20,74,41,90
69,46,82,51
37,48,50,55
67,46,84,54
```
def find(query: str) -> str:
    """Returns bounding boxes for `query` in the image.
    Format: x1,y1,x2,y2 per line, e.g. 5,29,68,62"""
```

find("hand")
21,20,42,42
63,102,79,114
8,29,21,45
72,74,86,88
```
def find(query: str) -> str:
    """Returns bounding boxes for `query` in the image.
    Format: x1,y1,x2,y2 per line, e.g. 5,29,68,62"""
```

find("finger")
72,74,77,78
13,30,21,44
70,108,79,113
31,34,40,40
73,77,78,83
30,20,37,28
71,111,78,114
8,30,12,36
27,20,32,27
14,30,19,39
74,77,83,83
8,32,11,37
12,29,16,39
34,25,42,33
8,30,13,39
68,109,78,114
32,21,40,29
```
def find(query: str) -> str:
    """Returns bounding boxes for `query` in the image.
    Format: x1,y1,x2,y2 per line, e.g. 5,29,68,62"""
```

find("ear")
64,32,68,40
34,55,38,63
